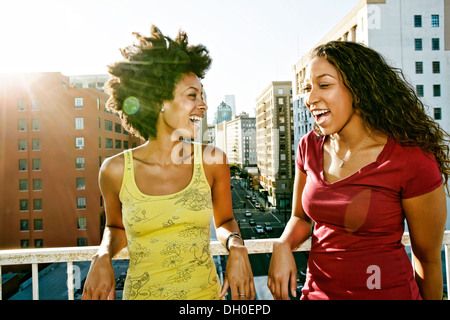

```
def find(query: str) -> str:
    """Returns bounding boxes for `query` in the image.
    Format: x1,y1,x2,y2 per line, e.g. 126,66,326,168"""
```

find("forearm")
414,258,443,300
95,226,127,259
278,216,313,250
215,219,244,250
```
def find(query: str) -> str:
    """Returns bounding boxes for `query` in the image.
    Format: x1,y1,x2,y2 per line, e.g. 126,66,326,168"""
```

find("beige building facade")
255,81,294,208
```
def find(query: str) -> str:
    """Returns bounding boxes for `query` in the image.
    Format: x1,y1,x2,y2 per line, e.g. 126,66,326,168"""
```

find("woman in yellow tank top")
82,26,255,300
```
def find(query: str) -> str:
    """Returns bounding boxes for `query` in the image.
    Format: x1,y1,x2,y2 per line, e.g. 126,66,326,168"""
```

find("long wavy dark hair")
311,41,450,189
104,25,212,140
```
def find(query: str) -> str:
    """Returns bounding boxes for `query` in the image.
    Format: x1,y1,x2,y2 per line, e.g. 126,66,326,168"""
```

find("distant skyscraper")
215,101,232,124
224,95,236,117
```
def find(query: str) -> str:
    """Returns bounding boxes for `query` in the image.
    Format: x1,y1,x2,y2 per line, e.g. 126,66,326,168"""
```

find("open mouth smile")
311,109,330,123
189,115,203,123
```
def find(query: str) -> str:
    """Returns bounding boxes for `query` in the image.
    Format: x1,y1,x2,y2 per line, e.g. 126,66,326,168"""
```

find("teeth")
189,115,202,122
312,110,330,116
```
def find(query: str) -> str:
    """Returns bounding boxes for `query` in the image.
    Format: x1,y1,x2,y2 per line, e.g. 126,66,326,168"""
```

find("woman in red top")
268,41,449,300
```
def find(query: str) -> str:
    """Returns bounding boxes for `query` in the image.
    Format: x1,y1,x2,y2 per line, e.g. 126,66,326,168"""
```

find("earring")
161,107,165,113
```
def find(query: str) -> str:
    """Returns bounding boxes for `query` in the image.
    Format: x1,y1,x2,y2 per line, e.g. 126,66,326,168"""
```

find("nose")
199,100,208,111
305,86,319,110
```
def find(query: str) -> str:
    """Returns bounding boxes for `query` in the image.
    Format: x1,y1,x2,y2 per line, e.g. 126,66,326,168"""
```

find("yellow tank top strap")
119,149,134,200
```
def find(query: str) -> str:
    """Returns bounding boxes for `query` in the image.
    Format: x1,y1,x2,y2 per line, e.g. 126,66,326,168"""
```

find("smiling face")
303,57,358,136
159,72,207,139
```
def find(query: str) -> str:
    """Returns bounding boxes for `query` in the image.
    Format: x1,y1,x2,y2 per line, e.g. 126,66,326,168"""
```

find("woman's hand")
219,244,255,300
82,253,116,300
267,240,298,300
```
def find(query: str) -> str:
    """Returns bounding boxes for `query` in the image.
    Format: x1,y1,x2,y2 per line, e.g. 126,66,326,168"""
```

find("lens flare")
123,96,140,115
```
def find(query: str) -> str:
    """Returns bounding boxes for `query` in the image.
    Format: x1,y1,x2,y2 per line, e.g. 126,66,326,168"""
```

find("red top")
296,131,443,300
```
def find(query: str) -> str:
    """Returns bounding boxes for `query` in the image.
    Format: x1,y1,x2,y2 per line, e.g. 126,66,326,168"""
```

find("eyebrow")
315,73,336,80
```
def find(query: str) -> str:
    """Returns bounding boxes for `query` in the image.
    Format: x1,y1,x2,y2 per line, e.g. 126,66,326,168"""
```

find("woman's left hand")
219,245,255,300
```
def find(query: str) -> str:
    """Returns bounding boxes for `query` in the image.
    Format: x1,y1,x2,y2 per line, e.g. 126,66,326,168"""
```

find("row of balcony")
1,231,449,300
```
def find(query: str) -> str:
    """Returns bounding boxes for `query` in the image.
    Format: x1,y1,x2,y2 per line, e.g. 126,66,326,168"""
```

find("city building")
0,72,142,250
204,124,216,145
223,112,257,169
255,81,294,208
214,101,233,124
292,0,450,151
69,74,110,91
224,95,236,117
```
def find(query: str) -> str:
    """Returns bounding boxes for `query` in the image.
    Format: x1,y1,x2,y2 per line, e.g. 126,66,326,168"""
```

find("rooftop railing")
1,231,449,300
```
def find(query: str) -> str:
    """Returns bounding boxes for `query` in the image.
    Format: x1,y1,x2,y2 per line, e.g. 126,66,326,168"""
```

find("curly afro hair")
104,25,212,140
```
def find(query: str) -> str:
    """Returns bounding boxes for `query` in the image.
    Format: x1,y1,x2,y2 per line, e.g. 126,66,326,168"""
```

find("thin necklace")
331,131,372,168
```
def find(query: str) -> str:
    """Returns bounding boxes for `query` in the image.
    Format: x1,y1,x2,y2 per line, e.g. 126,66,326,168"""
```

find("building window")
124,141,129,149
21,240,30,248
77,217,87,230
34,219,43,231
415,62,423,74
18,99,27,111
431,14,439,27
32,139,40,151
32,159,41,170
31,99,40,111
18,139,27,151
76,177,85,190
77,197,86,209
105,138,113,149
18,119,27,131
414,15,422,27
19,179,28,191
75,117,84,130
76,157,85,169
74,98,83,109
414,38,423,51
20,219,29,231
115,139,122,149
105,120,113,131
432,38,440,50
35,239,43,248
115,123,122,133
433,84,441,97
20,199,29,211
416,85,424,97
19,159,28,171
76,137,84,149
33,179,42,191
32,119,40,131
432,61,440,73
33,199,42,211
77,238,88,246
434,108,442,120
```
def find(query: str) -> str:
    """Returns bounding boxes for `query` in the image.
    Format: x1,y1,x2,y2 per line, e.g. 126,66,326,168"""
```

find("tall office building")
224,95,236,117
0,72,142,249
255,81,294,208
293,0,450,150
224,113,257,169
215,101,233,125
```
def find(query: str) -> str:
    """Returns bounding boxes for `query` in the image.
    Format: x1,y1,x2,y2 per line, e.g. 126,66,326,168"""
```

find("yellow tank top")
119,143,222,300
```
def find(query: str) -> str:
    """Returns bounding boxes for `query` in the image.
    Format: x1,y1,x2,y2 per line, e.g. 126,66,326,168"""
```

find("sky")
0,0,360,122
